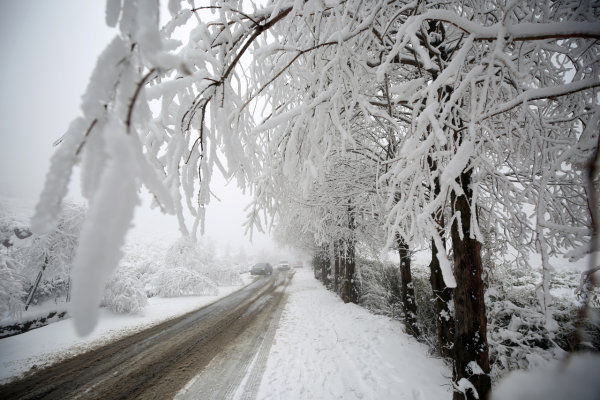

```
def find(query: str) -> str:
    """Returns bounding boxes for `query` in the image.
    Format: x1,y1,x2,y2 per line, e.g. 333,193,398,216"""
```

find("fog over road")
0,272,292,400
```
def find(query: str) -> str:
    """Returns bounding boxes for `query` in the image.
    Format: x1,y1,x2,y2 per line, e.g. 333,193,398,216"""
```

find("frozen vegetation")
352,257,598,383
0,198,248,338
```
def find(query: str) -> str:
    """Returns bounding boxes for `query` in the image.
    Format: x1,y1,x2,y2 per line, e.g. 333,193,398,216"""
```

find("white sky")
0,1,276,255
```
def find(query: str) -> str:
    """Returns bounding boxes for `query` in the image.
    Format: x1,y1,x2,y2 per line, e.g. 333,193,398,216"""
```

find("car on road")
277,261,290,271
250,262,273,275
292,261,303,268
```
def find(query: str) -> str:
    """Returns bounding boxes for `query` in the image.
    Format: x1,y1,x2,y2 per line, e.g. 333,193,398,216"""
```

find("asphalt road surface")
0,271,292,400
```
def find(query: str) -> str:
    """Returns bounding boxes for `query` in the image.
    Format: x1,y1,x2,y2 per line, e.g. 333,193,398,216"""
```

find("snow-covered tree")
154,267,218,297
102,268,148,314
1,201,85,313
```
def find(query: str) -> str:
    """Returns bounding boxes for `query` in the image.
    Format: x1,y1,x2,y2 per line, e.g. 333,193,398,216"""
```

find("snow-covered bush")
0,200,85,311
196,265,243,286
102,271,147,314
355,258,401,318
0,255,26,320
154,267,218,297
410,267,438,349
165,236,215,270
1,201,85,306
485,266,588,381
164,237,242,286
355,258,439,347
352,254,594,381
117,243,166,297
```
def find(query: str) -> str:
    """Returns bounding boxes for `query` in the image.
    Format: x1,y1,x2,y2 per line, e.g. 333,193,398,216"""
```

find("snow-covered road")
1,268,451,400
255,268,451,400
0,273,287,399
0,275,254,383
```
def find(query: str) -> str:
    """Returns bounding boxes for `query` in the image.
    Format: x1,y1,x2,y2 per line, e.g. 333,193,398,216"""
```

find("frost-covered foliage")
0,254,26,320
165,236,242,286
354,255,597,381
100,239,242,313
154,267,218,297
165,236,215,270
0,201,85,315
102,268,147,314
355,258,402,319
355,258,437,346
485,267,599,382
201,268,243,287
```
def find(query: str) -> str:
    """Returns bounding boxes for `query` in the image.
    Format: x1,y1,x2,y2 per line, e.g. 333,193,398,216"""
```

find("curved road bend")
0,271,292,400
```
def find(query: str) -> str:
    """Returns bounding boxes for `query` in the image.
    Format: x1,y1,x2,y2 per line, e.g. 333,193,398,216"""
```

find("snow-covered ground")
255,269,451,400
0,275,253,383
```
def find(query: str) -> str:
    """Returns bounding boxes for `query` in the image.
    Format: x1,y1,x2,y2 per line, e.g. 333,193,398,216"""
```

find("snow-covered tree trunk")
451,170,491,400
333,242,341,294
429,152,455,357
397,235,419,338
322,247,330,289
341,205,357,304
573,124,600,350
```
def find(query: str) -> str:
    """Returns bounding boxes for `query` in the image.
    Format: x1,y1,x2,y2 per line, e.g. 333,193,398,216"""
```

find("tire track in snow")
0,274,283,400
175,271,292,400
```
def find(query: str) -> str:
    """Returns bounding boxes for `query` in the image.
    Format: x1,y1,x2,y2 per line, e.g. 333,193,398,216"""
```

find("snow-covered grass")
0,274,254,383
256,269,451,400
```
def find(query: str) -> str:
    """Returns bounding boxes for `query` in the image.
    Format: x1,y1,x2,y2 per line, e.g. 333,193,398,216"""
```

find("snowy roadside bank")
255,268,451,400
0,274,254,383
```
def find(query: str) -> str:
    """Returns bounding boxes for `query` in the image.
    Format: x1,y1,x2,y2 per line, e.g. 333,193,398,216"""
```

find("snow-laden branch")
479,79,600,122
408,10,600,41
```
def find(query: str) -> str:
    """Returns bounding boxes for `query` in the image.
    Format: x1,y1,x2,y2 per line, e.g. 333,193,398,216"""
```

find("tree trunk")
341,204,357,304
451,170,491,400
428,156,455,357
341,240,357,303
397,235,419,338
334,242,340,294
25,256,48,310
429,237,455,357
321,249,330,288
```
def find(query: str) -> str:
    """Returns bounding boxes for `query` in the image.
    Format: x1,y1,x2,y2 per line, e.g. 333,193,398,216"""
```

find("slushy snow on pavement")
256,269,451,400
0,277,252,383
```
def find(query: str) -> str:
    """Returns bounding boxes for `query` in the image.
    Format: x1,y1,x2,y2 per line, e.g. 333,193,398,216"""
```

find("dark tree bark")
451,169,491,400
25,256,48,310
333,241,340,294
341,204,358,304
397,235,420,338
321,249,330,288
341,240,357,304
